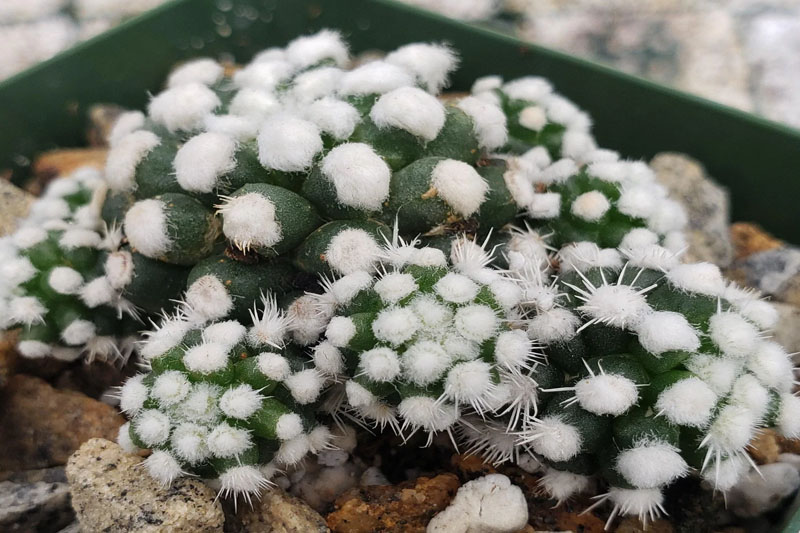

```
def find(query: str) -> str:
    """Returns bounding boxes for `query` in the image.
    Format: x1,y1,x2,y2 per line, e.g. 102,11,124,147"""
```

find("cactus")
117,302,331,500
0,169,140,363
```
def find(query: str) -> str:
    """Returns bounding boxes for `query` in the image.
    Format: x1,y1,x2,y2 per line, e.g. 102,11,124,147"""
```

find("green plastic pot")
0,0,799,527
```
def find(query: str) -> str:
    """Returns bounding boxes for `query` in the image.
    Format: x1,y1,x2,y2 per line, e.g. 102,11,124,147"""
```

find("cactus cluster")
4,29,799,524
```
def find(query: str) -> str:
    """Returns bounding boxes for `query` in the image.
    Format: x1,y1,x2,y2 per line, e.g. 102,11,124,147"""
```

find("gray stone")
772,302,800,362
730,247,800,305
230,487,329,533
650,152,733,267
66,438,224,533
728,462,800,517
0,180,33,237
57,522,81,533
0,473,73,532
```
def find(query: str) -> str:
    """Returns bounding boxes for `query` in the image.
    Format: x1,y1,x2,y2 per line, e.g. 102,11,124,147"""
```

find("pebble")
748,429,781,465
232,487,329,533
66,438,224,532
0,467,73,532
727,462,800,517
0,179,33,237
730,222,783,261
728,246,800,306
0,375,124,471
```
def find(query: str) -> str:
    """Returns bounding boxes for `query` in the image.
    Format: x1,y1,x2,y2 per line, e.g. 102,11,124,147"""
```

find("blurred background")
3,0,799,129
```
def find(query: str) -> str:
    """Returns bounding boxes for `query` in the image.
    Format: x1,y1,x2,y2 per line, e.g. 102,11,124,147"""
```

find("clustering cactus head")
0,169,139,363
117,304,331,501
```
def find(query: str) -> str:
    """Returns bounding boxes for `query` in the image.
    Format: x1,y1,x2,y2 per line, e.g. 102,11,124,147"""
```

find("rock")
650,153,733,267
0,375,125,471
727,462,800,517
360,467,390,487
728,247,800,306
0,468,73,532
57,522,81,533
614,517,674,532
233,487,328,533
0,331,19,389
730,222,783,261
427,474,528,533
28,149,107,195
86,104,126,147
771,302,800,360
66,438,224,532
451,453,498,478
748,429,781,464
777,434,800,455
290,454,363,512
0,179,33,237
54,359,132,400
326,473,460,533
777,453,800,472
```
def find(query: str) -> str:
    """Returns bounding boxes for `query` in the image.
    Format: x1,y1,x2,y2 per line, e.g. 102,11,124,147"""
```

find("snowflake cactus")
117,301,331,500
0,169,140,363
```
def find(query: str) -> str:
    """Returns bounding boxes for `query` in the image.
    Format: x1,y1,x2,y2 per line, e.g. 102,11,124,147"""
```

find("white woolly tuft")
171,423,209,464
179,383,221,423
398,395,459,432
104,251,133,290
207,423,252,458
229,88,280,119
17,340,51,359
303,97,360,140
616,442,688,489
525,415,582,462
729,374,770,421
144,450,183,487
472,75,502,94
372,307,420,346
105,130,160,191
167,58,223,87
709,312,759,359
218,464,271,501
275,433,311,466
635,311,700,355
204,115,259,143
575,373,639,416
577,283,651,329
666,262,726,297
434,272,479,304
233,60,294,90
685,354,740,396
218,192,282,253
291,67,343,102
325,316,356,348
60,319,96,345
370,86,446,141
503,160,535,208
494,329,534,371
184,275,234,323
455,95,507,150
325,228,382,276
375,272,418,304
119,374,149,415
48,266,84,295
308,425,334,453
276,413,304,441
124,198,170,259
385,42,458,93
286,294,333,345
151,370,191,407
540,468,590,503
648,199,688,234
402,340,452,385
286,29,349,68
108,111,146,146
503,77,553,102
182,342,230,374
454,304,498,343
140,317,192,360
430,159,488,217
527,307,581,344
562,131,598,161
571,190,610,221
444,360,494,407
618,184,659,219
174,132,237,193
620,228,660,251
338,61,415,96
359,347,401,382
777,393,800,438
59,228,101,250
748,341,794,392
312,341,345,375
703,404,756,456
623,244,679,272
321,143,391,212
148,83,220,132
220,384,263,420
490,279,523,309
733,298,779,330
257,113,322,172
256,352,291,382
528,192,561,219
12,227,47,249
29,197,70,221
203,320,247,350
134,409,171,447
443,333,480,361
410,247,447,267
703,454,749,492
329,271,374,304
285,369,325,404
117,422,138,453
557,242,622,273
8,296,47,326
345,380,377,408
1,257,36,286
656,377,717,427
410,295,454,330
518,105,548,131
538,159,577,185
605,487,665,524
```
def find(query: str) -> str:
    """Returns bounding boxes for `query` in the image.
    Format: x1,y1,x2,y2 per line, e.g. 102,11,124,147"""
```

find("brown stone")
777,434,800,455
0,179,34,237
28,148,107,195
0,330,19,389
450,452,498,478
234,487,329,532
326,473,460,533
67,438,224,532
0,375,125,471
615,517,674,533
730,222,783,260
748,429,781,464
